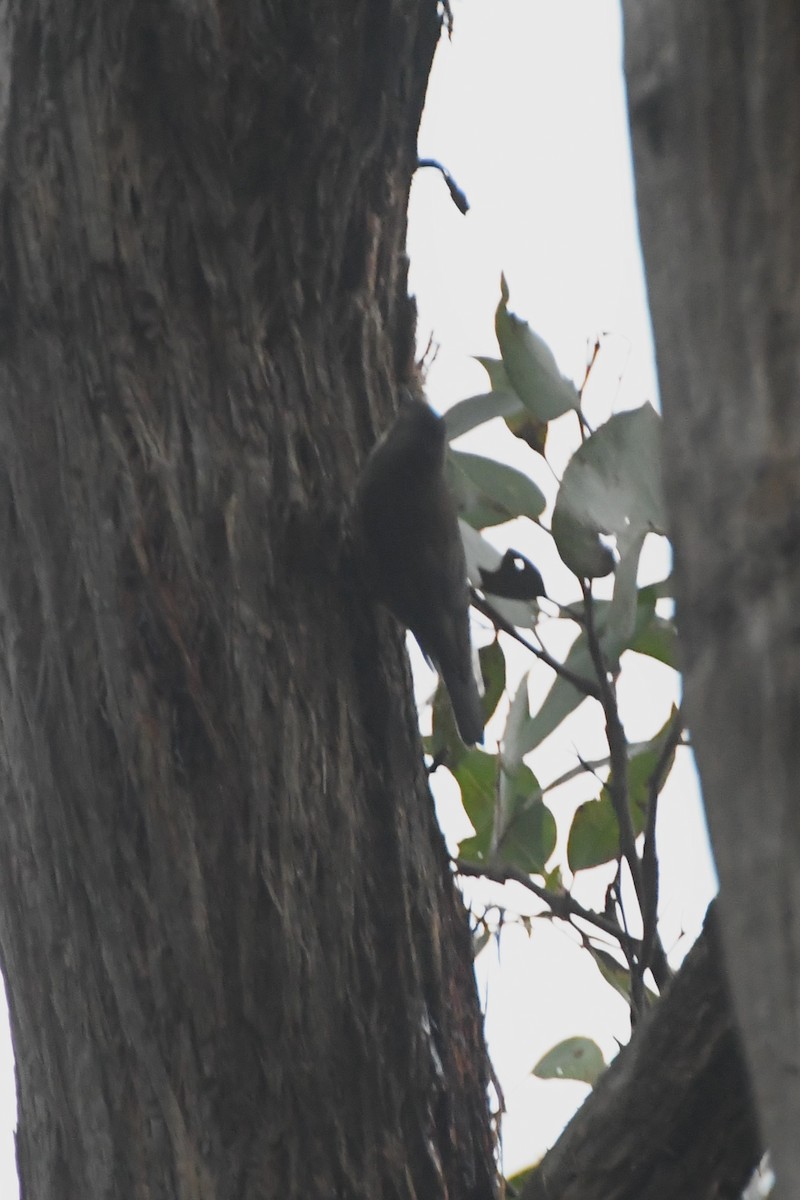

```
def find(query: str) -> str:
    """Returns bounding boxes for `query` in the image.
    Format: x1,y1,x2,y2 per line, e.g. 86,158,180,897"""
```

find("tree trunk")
624,2,800,1192
0,5,496,1198
522,910,760,1200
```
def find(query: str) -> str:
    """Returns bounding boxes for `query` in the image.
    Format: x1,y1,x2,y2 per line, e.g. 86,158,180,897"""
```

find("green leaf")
513,633,596,757
505,407,549,457
551,505,616,579
567,709,680,871
568,764,651,873
428,676,466,764
629,612,678,669
443,390,524,440
552,404,665,578
475,355,515,391
634,705,680,802
567,576,672,667
478,640,506,724
507,584,668,765
501,672,534,768
604,528,648,658
495,276,580,422
448,450,546,528
542,864,563,893
532,1037,606,1085
585,943,659,1005
567,791,626,872
492,762,556,874
454,749,497,863
585,945,635,1002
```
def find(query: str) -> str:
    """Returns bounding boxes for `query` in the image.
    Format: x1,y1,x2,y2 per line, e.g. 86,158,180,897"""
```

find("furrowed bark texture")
0,5,496,1198
625,3,800,1190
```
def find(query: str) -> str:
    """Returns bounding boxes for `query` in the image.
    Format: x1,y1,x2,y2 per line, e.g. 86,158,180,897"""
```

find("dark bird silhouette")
356,393,484,745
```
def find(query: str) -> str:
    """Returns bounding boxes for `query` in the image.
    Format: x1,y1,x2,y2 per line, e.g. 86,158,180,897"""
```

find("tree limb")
520,908,761,1200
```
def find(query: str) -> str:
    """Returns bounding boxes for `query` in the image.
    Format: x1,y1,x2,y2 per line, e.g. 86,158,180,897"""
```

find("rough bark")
522,911,760,1200
0,4,496,1199
624,2,800,1193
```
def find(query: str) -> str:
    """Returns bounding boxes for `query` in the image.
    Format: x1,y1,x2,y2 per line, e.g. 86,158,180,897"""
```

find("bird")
355,391,484,746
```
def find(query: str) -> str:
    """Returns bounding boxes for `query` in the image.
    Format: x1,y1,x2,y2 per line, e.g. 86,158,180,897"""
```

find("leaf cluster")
425,280,685,1086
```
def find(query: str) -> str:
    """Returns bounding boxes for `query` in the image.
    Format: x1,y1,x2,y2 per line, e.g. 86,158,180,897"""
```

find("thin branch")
579,337,602,398
470,589,601,699
578,579,672,1012
416,157,469,213
455,858,637,953
580,580,643,905
640,709,684,986
540,735,689,804
613,869,645,1016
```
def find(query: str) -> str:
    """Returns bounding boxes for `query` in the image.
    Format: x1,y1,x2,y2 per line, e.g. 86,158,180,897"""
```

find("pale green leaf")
444,391,524,440
533,1037,606,1086
552,404,665,580
495,276,580,422
449,450,546,525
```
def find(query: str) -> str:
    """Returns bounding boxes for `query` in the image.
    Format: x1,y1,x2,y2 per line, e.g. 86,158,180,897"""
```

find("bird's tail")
441,660,484,747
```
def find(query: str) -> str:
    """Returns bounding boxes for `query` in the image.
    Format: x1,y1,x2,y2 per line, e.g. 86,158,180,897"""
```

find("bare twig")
640,709,684,987
577,578,673,1012
580,580,643,904
470,589,601,699
579,337,602,398
455,858,637,954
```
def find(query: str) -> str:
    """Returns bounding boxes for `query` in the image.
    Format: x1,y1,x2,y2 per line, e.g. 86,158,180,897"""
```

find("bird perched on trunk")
355,391,484,746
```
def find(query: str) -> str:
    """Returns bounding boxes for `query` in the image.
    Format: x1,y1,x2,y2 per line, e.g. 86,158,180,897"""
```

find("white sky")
0,0,717,1191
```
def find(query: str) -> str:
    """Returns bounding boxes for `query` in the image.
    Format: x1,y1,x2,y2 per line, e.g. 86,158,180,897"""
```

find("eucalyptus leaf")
552,404,665,579
505,407,549,457
449,450,546,524
551,505,616,579
444,390,524,440
495,276,580,422
567,708,680,871
475,355,515,391
513,633,596,757
532,1036,606,1086
478,640,506,725
501,672,535,769
629,612,678,668
491,762,555,874
567,791,626,872
585,945,634,1002
604,529,648,658
495,792,556,874
447,454,517,529
454,749,497,863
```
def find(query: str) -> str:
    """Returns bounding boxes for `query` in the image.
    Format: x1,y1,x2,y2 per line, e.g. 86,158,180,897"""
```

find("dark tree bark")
0,5,496,1198
624,2,800,1193
521,911,760,1200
